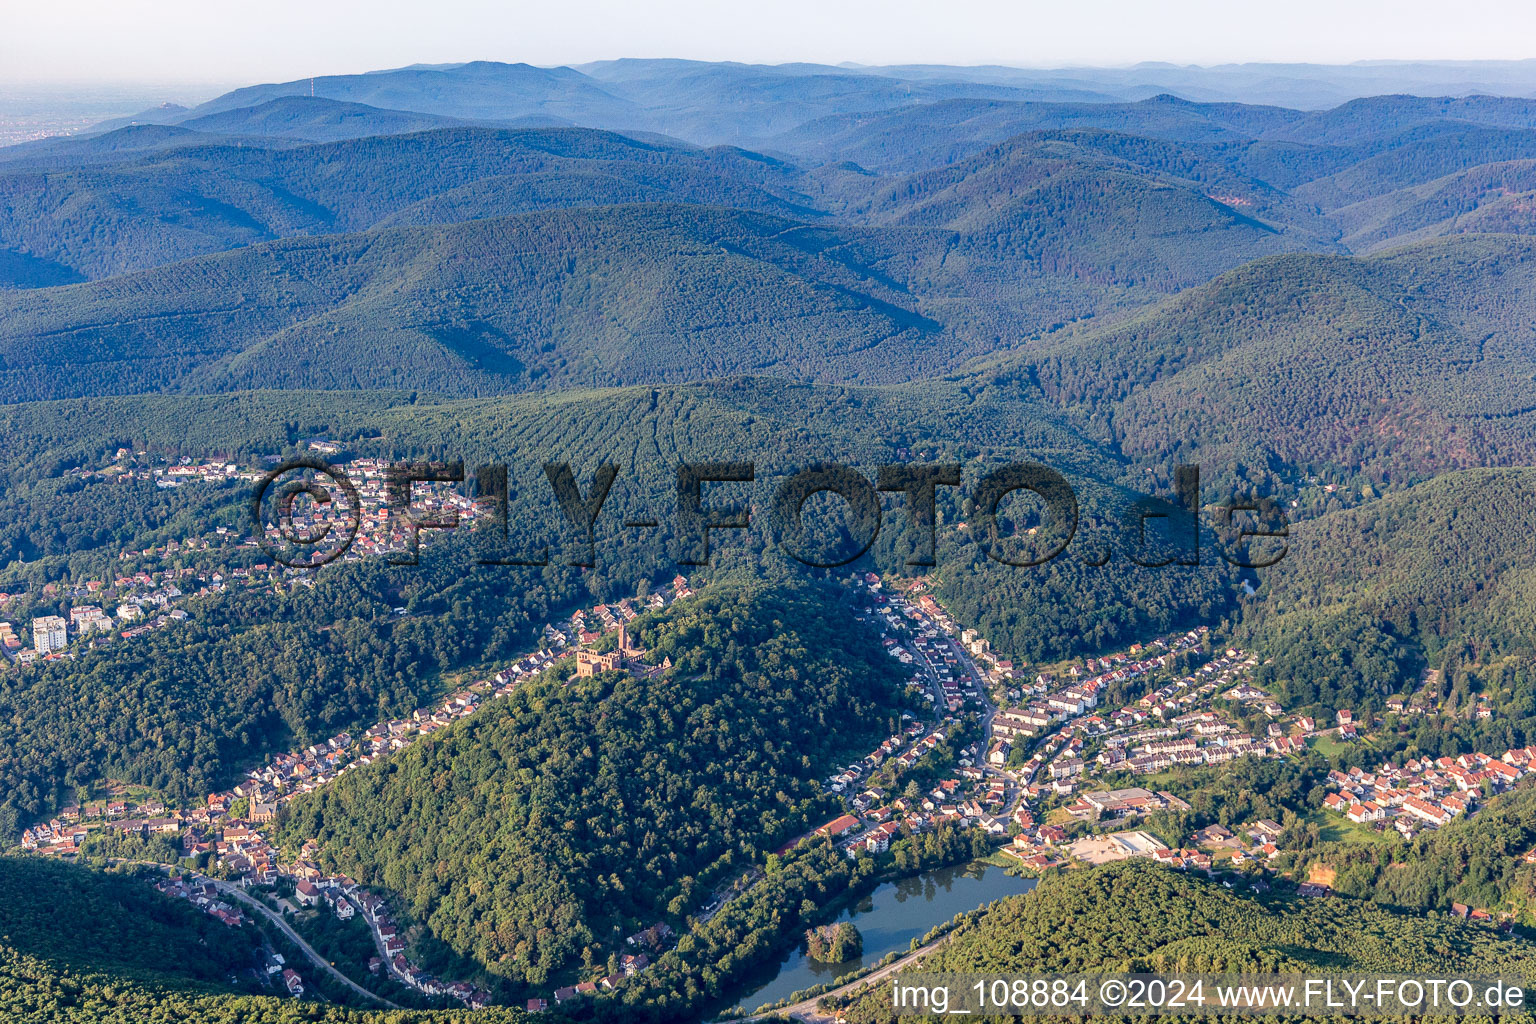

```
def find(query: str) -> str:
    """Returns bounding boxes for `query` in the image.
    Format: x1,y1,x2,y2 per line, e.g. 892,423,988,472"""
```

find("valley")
10,538,1535,1020
4,48,1536,1024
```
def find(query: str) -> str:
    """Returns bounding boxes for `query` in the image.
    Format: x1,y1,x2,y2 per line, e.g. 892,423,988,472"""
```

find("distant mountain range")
6,80,1536,402
2,57,1535,539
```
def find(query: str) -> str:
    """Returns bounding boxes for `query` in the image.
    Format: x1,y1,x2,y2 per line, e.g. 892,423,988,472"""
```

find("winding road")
214,880,402,1009
114,860,400,1009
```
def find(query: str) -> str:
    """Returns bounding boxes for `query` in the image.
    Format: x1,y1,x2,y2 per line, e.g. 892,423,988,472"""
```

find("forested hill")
274,580,913,994
0,857,549,1023
11,77,1536,408
832,860,1536,1023
0,197,1291,401
175,97,478,143
1240,467,1536,721
979,234,1536,491
0,127,819,281
1330,159,1536,253
0,206,952,399
858,128,1338,246
0,376,1098,500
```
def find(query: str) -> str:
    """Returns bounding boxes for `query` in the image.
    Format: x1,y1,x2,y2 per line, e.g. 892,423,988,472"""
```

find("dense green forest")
1102,752,1332,840
991,235,1536,492
1331,158,1536,251
1289,785,1536,921
0,195,1261,400
1241,468,1536,716
275,581,911,991
0,857,259,985
832,860,1536,1023
11,87,1536,401
0,127,817,280
926,489,1240,663
0,205,936,399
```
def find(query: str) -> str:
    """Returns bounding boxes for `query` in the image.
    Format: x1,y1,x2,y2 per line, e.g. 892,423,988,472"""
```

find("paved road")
214,881,402,1009
114,861,399,1010
740,932,955,1022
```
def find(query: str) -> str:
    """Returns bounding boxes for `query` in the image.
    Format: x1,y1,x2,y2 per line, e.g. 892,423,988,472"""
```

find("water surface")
726,859,1036,1013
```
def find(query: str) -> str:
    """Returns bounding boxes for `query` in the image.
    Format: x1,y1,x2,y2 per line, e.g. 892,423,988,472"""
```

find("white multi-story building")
33,615,67,653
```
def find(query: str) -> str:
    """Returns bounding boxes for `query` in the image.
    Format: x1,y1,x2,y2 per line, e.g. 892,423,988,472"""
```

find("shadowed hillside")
978,234,1536,489
0,127,819,280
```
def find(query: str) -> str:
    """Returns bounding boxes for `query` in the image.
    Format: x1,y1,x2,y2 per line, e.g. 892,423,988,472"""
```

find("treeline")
1248,613,1420,717
0,474,248,579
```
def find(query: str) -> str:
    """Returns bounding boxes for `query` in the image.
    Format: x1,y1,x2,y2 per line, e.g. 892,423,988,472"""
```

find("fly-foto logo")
250,459,1288,571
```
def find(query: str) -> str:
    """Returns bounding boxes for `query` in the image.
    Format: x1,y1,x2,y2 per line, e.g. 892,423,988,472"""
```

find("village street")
216,881,402,1009
107,859,400,1009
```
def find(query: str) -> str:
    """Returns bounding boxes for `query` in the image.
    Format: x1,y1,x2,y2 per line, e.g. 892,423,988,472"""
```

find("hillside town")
1321,747,1536,835
1,447,482,666
815,575,1531,901
15,574,694,1007
12,552,1534,1009
0,567,198,666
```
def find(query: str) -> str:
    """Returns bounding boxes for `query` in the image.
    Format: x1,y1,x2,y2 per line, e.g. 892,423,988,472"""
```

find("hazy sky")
5,0,1536,85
